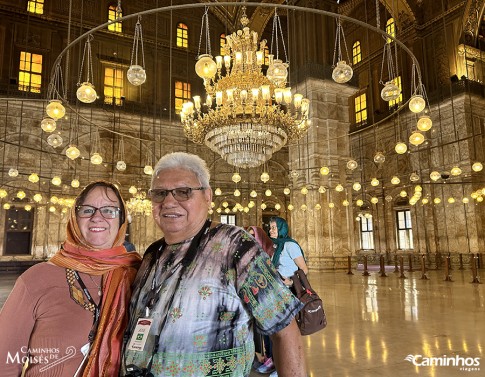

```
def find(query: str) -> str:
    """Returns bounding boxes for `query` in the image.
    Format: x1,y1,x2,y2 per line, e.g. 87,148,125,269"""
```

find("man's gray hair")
151,152,211,188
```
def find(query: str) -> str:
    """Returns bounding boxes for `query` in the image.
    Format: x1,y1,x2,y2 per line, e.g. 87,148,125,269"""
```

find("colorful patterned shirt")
122,223,302,377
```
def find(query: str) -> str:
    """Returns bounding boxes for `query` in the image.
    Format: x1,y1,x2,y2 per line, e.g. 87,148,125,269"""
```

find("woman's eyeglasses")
147,187,206,203
76,205,121,219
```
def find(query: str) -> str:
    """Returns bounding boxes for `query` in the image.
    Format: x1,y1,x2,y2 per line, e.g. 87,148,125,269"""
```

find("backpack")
292,269,327,336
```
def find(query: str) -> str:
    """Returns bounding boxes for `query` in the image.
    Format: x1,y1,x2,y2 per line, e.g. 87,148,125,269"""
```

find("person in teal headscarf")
268,216,308,286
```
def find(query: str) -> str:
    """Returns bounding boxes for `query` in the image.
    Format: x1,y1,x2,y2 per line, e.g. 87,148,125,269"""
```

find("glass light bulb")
33,193,42,202
234,189,241,197
335,184,344,192
127,64,147,86
352,182,361,191
90,152,103,165
371,178,379,186
129,186,137,194
300,204,308,211
260,172,270,183
8,168,19,177
265,189,272,196
66,145,81,160
24,204,32,211
144,165,153,175
0,189,7,198
47,134,63,148
250,190,257,198
301,187,308,195
400,190,407,198
409,131,425,146
409,94,426,113
472,162,483,172
448,197,455,204
434,198,441,204
28,173,39,183
195,54,217,79
371,197,379,204
391,176,400,185
283,187,291,195
462,197,469,204
232,172,241,183
51,176,62,186
3,203,11,210
381,80,401,101
214,188,222,196
346,159,358,170
49,205,56,212
373,152,385,164
116,161,127,171
342,200,349,206
275,203,281,210
320,166,330,175
318,186,326,193
356,199,364,206
71,179,80,188
417,115,432,132
17,190,26,199
288,203,294,211
266,59,288,86
332,61,353,84
410,172,420,182
261,203,267,210
395,142,407,154
430,171,441,181
328,202,335,208
450,166,462,176
45,99,66,120
41,117,57,132
76,82,97,103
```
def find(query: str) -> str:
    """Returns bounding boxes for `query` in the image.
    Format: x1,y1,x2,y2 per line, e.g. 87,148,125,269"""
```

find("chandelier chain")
197,7,212,57
131,16,145,67
78,35,94,85
270,9,288,63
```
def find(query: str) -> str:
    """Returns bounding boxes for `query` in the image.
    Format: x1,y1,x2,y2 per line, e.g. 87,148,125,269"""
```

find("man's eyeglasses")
147,187,206,203
76,205,121,219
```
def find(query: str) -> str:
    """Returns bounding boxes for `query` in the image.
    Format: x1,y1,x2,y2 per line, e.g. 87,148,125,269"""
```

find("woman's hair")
151,152,211,188
75,181,125,226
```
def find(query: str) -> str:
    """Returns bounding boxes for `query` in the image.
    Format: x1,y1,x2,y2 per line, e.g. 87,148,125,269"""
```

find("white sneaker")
269,371,278,377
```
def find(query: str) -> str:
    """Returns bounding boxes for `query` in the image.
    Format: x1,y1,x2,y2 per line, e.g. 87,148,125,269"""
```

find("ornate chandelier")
180,7,310,168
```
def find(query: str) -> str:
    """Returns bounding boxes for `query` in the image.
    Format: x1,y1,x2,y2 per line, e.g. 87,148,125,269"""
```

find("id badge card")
127,318,153,351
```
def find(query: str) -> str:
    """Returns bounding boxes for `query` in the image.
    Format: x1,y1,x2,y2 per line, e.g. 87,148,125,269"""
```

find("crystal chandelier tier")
181,7,310,169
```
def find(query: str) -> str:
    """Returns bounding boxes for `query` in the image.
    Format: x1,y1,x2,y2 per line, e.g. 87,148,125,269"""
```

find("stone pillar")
288,77,358,270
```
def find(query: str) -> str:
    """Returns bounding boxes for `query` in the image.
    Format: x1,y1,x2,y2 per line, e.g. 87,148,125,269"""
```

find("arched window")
175,81,191,113
27,0,44,14
177,23,188,48
354,92,367,125
352,41,362,65
386,18,396,43
220,33,226,56
108,5,122,33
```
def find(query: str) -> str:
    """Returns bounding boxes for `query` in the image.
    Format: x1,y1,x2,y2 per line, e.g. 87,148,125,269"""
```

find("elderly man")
122,152,306,377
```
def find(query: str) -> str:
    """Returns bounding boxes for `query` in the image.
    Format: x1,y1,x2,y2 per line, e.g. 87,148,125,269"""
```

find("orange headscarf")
49,182,141,377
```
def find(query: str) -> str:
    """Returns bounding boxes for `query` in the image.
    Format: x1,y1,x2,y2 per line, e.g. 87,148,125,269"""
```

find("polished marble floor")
1,267,484,377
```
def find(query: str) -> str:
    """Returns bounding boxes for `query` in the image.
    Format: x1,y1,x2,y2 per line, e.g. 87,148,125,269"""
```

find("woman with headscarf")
269,216,308,286
0,181,142,377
